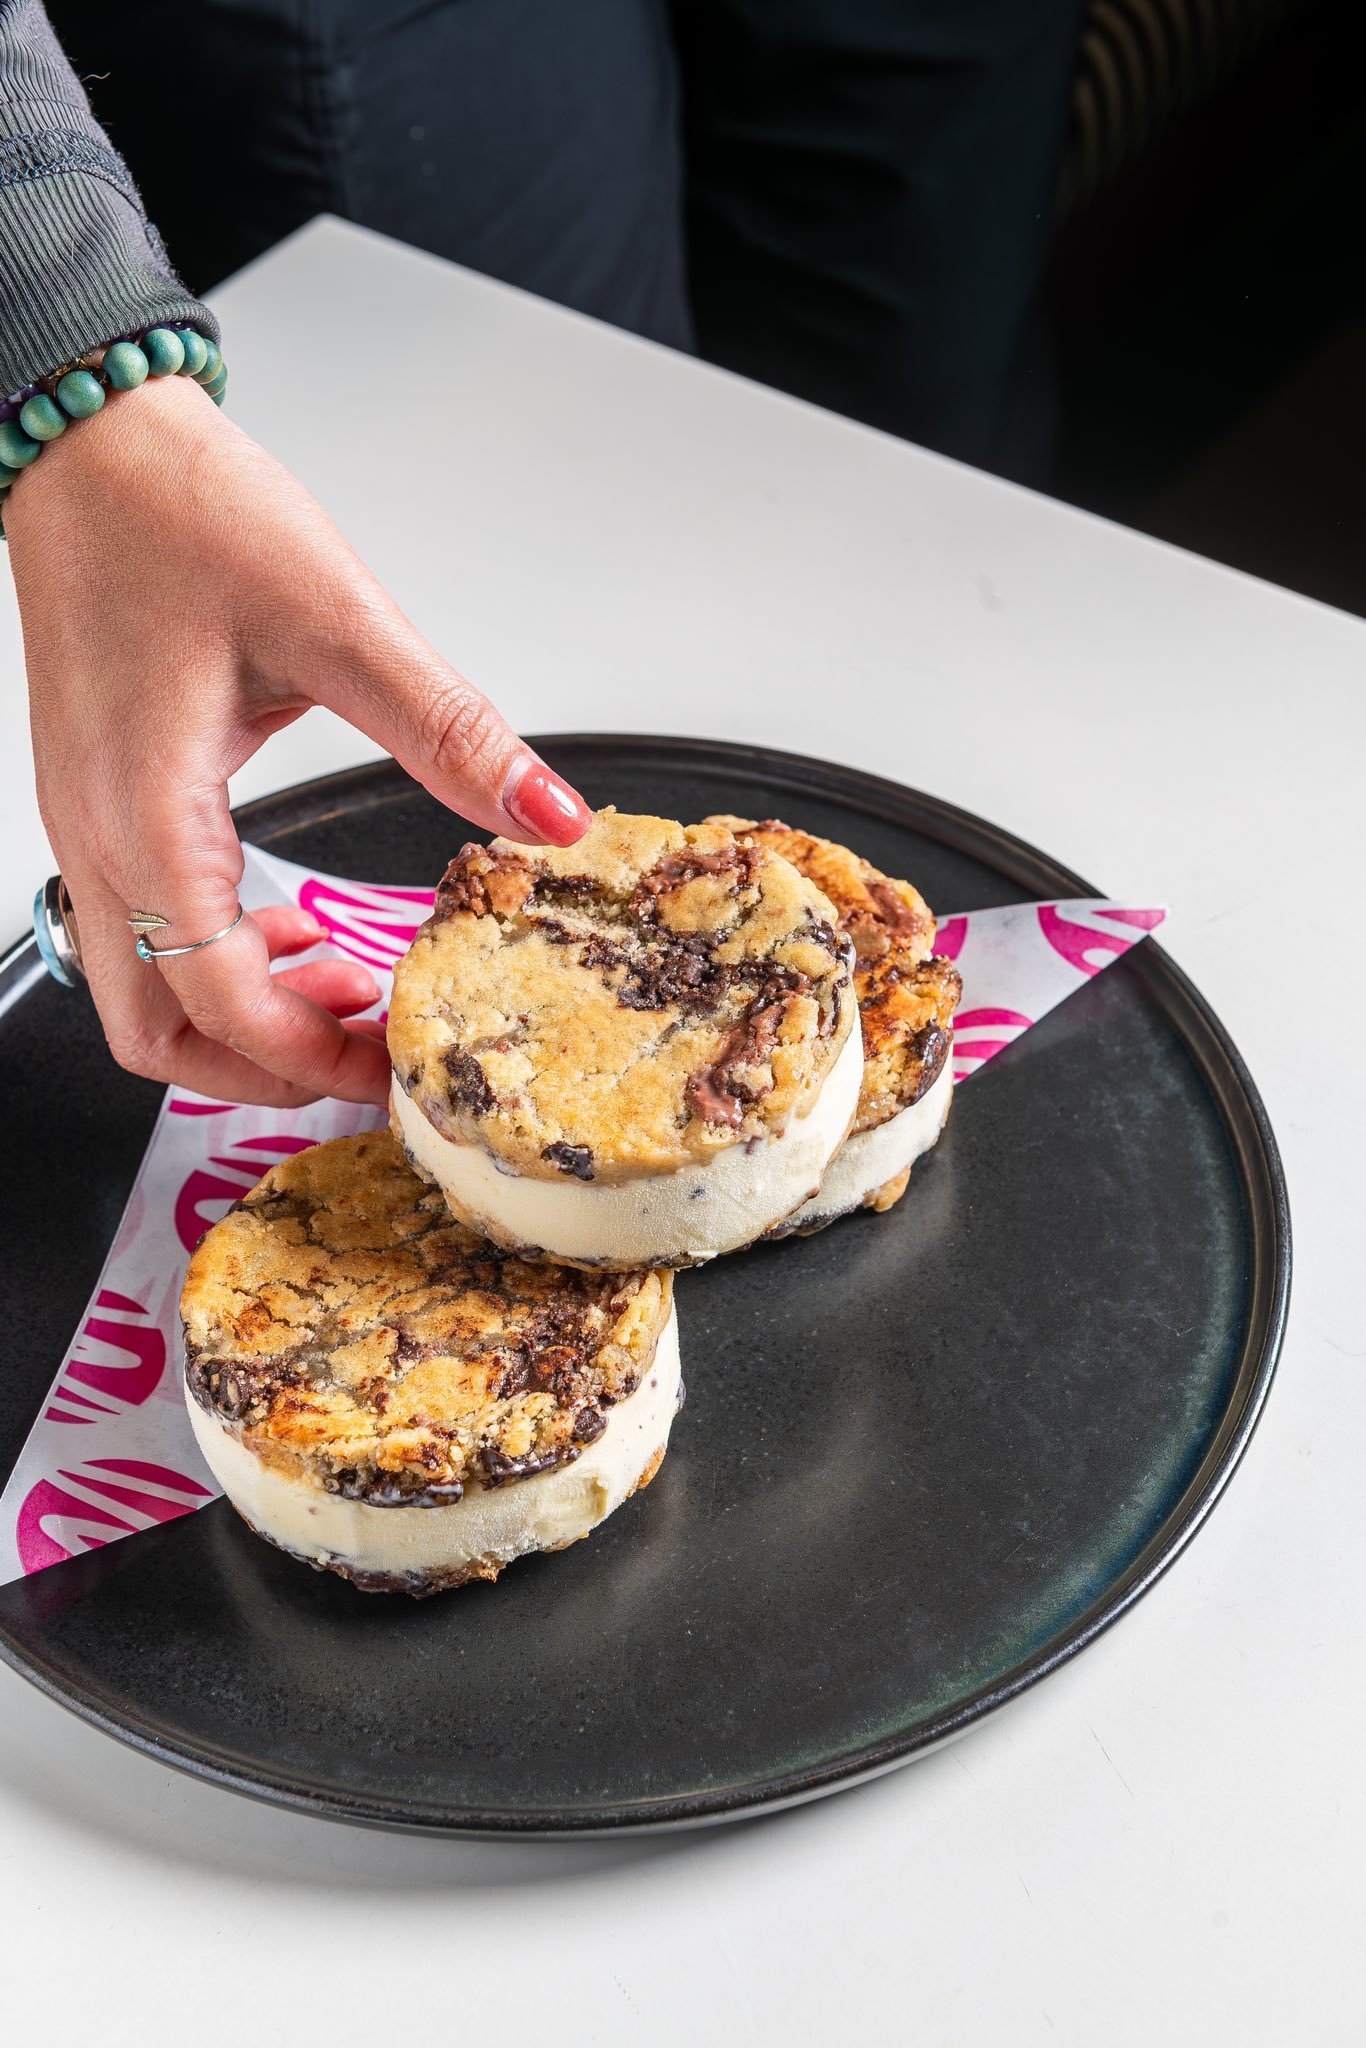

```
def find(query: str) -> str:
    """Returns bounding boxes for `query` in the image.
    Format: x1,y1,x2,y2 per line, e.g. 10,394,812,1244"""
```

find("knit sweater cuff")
0,128,218,397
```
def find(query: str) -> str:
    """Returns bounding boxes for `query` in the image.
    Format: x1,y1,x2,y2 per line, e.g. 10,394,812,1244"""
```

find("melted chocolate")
687,993,790,1126
629,842,762,918
866,881,921,933
323,1469,466,1508
478,1442,578,1487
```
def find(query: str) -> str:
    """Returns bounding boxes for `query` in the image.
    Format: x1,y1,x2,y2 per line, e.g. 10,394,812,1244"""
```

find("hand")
7,373,591,1107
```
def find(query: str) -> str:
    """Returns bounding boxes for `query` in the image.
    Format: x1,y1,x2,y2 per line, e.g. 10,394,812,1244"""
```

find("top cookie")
704,818,961,1135
387,809,855,1182
181,1131,673,1506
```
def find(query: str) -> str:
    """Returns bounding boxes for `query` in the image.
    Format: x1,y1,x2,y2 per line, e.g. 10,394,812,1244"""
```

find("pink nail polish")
503,760,593,846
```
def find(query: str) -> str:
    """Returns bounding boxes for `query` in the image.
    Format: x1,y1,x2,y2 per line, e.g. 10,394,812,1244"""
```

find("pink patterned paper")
0,846,1164,1584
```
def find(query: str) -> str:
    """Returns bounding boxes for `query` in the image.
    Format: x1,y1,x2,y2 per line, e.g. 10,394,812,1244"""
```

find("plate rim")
0,736,1292,1835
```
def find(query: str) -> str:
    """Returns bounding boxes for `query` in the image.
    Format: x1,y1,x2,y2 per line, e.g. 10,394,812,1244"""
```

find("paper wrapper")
0,844,1165,1583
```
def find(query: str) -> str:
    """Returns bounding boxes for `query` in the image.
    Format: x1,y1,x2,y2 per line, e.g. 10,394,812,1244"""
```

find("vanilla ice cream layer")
390,1019,864,1267
779,1058,954,1232
186,1310,681,1585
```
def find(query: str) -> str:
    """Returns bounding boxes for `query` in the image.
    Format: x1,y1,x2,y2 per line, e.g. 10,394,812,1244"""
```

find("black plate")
0,738,1290,1834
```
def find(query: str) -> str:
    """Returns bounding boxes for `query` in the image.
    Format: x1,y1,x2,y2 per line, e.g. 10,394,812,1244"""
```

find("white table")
1,218,1360,2048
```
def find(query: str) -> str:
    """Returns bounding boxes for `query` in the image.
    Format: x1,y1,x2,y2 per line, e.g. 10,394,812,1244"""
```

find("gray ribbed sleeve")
0,0,217,397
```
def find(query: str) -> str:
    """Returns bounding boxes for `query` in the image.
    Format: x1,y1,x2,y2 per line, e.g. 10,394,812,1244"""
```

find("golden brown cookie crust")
705,817,962,1135
181,1131,673,1507
387,809,855,1182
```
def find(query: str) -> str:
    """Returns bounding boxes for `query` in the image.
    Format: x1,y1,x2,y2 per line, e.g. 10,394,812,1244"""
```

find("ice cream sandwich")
386,809,862,1267
181,1131,679,1595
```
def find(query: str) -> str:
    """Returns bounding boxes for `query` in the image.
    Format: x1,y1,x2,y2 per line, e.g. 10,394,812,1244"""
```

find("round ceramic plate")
0,738,1289,1834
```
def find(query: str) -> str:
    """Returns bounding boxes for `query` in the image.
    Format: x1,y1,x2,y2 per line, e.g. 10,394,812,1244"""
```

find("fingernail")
502,758,593,846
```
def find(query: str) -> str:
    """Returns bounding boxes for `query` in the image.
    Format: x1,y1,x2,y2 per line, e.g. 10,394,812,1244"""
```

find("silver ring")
34,875,84,987
129,904,245,961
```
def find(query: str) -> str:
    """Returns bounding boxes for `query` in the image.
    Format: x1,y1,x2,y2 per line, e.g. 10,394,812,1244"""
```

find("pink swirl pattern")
1038,902,1145,978
297,877,434,969
15,1458,212,1574
934,914,968,963
44,1291,166,1425
952,1006,1034,1079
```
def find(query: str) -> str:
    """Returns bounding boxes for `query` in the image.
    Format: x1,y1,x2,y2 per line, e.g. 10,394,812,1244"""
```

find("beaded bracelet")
0,326,225,536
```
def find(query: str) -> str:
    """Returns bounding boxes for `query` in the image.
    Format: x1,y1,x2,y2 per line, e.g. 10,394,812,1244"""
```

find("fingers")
255,906,385,1015
64,790,392,1104
271,957,382,1018
253,905,329,958
304,598,592,847
156,917,391,1105
66,865,381,1106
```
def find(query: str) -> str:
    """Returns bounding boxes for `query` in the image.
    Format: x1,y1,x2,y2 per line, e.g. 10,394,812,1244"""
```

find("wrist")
1,327,225,538
4,368,222,541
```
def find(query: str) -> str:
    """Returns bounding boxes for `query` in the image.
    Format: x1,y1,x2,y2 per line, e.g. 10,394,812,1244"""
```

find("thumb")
311,601,592,847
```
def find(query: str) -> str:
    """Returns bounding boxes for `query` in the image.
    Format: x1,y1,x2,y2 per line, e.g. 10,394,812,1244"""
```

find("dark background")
1048,0,1365,619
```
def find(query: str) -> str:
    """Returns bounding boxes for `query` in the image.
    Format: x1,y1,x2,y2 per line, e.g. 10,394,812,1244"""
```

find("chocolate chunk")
478,1443,576,1487
867,881,921,933
579,932,630,976
542,1141,595,1181
619,935,734,1011
323,1468,466,1508
534,872,599,900
434,844,534,921
629,842,762,917
443,1046,495,1115
907,1021,951,1101
686,992,790,1126
572,1406,607,1444
687,1068,746,1127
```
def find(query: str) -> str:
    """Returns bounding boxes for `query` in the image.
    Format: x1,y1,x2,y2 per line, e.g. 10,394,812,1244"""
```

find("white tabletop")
1,218,1361,2047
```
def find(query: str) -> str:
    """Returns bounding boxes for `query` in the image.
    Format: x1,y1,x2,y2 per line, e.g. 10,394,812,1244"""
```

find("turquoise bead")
0,420,41,467
201,367,228,399
19,393,67,441
143,327,185,376
104,341,149,390
211,388,226,406
194,339,222,386
176,329,209,377
0,463,18,488
55,370,105,418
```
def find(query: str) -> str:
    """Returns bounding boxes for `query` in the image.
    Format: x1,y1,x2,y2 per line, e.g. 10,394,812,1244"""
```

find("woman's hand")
7,373,590,1107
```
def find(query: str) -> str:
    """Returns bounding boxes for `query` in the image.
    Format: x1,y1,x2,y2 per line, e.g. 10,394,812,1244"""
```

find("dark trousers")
50,0,1081,478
